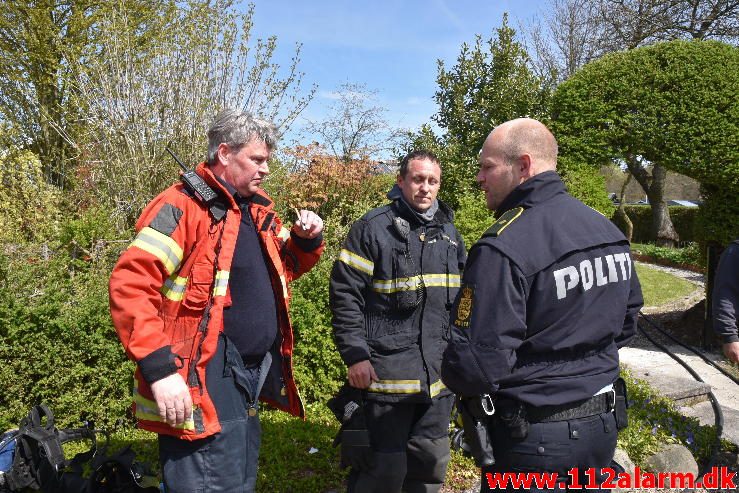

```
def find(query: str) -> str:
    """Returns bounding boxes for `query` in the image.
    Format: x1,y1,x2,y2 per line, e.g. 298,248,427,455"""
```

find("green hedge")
697,183,739,248
613,205,699,244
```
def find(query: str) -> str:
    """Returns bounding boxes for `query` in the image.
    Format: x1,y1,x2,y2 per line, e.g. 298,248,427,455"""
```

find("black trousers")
480,412,618,493
347,394,454,493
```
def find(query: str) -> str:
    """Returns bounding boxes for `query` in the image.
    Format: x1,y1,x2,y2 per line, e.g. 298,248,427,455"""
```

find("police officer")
441,118,643,492
713,238,739,363
330,150,466,493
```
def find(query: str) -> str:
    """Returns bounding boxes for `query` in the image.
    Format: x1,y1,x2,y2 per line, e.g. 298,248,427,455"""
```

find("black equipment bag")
0,405,158,493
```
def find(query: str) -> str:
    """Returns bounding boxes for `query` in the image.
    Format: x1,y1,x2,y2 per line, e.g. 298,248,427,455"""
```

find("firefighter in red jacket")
109,110,324,492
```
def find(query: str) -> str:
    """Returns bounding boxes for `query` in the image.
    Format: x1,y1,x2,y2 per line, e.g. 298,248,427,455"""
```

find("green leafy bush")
631,242,703,269
697,183,739,248
290,258,345,403
0,251,132,430
453,192,494,250
559,158,616,217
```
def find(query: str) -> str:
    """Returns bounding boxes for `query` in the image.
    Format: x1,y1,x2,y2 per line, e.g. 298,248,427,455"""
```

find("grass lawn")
635,262,698,307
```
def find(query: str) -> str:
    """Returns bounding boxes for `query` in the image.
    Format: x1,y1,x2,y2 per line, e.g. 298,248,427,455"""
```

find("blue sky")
247,0,544,143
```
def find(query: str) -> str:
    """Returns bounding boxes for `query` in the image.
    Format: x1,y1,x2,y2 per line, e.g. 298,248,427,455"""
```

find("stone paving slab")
620,344,739,446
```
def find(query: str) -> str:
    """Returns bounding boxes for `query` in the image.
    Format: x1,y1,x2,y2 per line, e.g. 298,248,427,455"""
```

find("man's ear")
216,143,231,166
519,153,533,179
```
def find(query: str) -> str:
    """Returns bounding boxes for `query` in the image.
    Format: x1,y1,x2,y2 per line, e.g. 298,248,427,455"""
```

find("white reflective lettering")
553,266,580,300
625,252,632,279
605,254,619,283
579,259,594,291
613,253,629,281
594,257,609,286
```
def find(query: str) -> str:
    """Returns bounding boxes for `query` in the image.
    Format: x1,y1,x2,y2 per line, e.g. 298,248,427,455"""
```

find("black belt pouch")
613,377,629,430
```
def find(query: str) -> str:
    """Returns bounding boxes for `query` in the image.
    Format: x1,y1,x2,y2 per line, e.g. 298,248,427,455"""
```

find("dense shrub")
453,192,494,250
290,258,345,402
616,205,699,244
558,158,616,217
0,251,132,430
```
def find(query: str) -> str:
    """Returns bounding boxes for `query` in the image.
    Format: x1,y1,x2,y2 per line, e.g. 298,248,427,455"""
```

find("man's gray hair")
207,109,279,165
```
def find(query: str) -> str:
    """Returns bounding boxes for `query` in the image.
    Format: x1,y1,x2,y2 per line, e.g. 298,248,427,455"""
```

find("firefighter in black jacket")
441,119,643,492
330,150,466,493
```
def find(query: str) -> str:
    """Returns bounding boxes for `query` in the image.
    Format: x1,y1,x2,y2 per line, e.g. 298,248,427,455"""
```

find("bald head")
477,118,559,211
485,118,558,174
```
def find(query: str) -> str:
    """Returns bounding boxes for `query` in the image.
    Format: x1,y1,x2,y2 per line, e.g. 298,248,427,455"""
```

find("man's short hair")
207,109,278,165
398,150,440,177
498,121,558,167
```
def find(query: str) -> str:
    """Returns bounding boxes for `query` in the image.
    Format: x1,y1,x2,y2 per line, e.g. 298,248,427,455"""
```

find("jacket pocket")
365,311,416,353
181,263,213,311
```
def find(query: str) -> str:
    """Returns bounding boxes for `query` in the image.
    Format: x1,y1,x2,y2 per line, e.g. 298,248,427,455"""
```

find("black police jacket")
330,185,466,402
441,171,643,407
713,239,739,343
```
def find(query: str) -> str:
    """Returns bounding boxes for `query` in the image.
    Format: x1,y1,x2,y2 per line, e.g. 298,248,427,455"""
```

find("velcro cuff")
290,231,323,252
341,347,371,367
138,346,180,383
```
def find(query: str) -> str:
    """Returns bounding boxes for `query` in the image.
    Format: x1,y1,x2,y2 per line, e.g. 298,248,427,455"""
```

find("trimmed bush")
615,205,699,244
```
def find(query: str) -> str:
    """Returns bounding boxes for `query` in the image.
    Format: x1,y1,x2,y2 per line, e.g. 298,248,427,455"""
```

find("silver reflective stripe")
368,379,422,394
373,275,422,293
339,249,374,275
161,275,187,301
423,273,461,288
213,270,229,297
372,273,461,293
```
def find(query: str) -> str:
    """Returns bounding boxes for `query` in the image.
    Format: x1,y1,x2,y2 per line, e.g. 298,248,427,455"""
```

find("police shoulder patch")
453,284,475,329
482,207,524,238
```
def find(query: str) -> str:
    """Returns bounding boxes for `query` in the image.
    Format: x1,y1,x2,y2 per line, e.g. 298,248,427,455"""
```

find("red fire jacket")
109,163,324,440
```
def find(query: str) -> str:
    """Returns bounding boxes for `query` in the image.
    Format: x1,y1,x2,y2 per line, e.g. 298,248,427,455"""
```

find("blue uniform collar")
496,170,567,216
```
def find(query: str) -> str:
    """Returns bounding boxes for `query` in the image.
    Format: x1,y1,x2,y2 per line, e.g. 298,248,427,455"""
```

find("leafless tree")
304,83,404,163
527,0,607,83
73,2,314,225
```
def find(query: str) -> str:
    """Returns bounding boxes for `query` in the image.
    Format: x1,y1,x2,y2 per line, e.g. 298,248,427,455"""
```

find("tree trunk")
625,158,679,247
613,172,633,242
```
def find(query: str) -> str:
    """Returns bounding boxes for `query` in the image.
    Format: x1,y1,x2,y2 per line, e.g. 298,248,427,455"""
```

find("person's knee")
350,451,407,493
406,436,450,484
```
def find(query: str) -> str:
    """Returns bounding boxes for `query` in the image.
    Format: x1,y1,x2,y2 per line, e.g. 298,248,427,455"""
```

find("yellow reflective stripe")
339,249,374,275
133,385,195,430
372,273,461,293
161,274,187,301
430,379,447,397
213,270,229,297
130,227,183,275
368,379,422,394
277,226,291,242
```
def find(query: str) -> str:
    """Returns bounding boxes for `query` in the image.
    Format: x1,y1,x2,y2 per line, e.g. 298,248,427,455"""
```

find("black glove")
327,385,375,471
